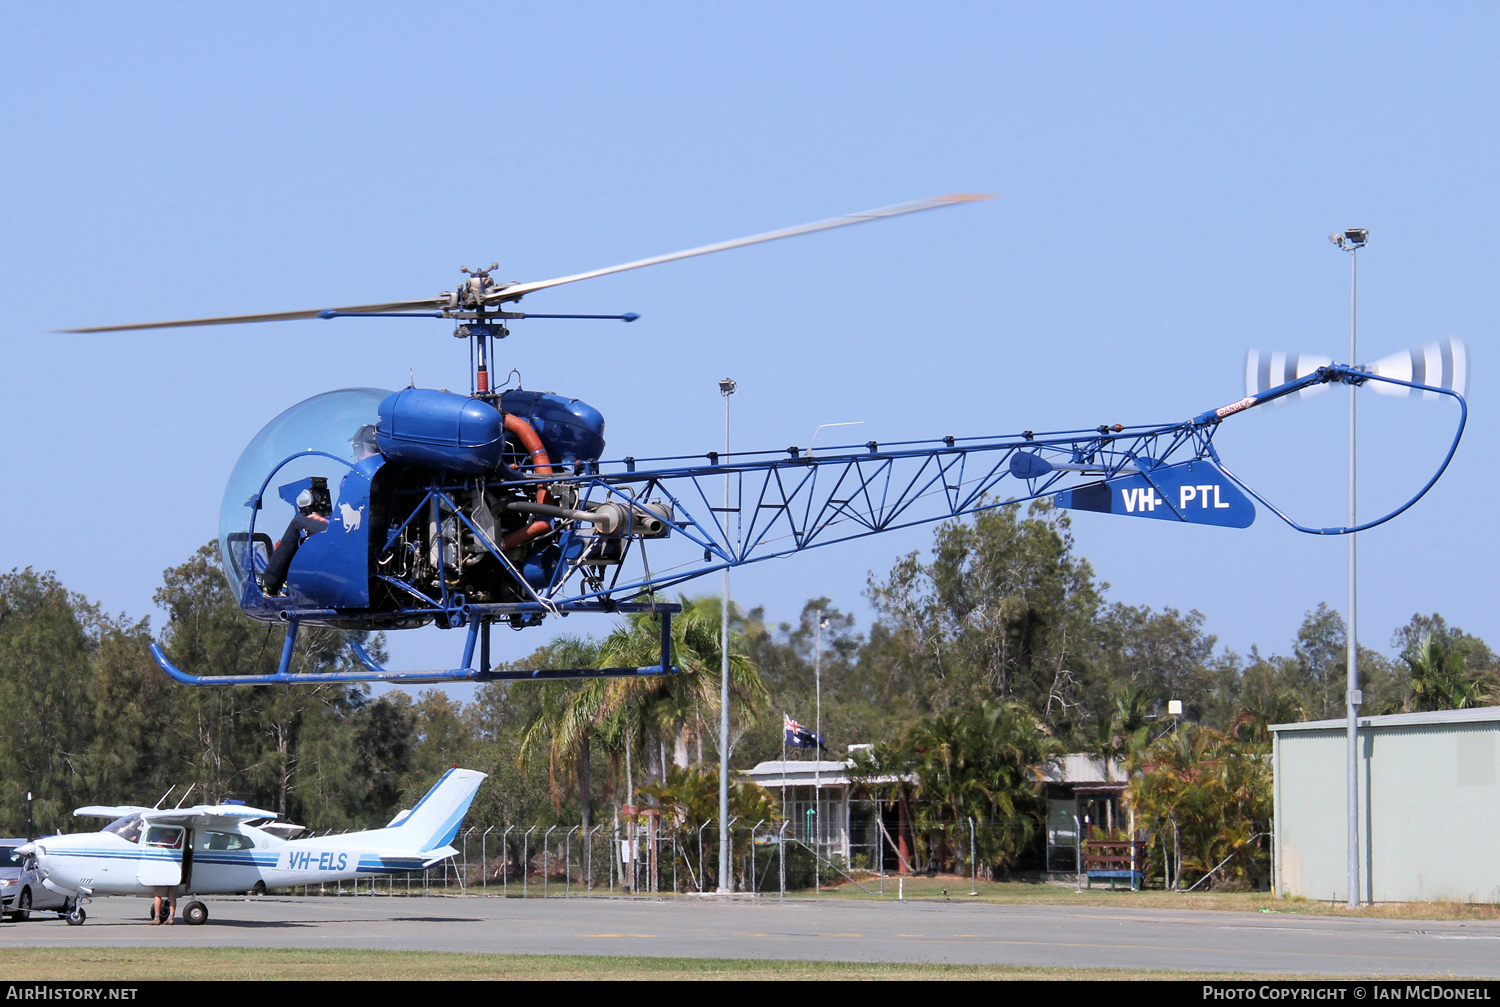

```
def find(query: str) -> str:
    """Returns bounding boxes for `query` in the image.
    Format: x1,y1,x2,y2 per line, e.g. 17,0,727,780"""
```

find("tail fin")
378,768,487,852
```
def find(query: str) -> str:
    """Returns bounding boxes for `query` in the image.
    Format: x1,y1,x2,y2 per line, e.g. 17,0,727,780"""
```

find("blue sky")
2,3,1495,693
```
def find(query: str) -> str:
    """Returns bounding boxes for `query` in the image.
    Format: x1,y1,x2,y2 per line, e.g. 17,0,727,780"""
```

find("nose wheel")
183,901,208,926
65,903,85,926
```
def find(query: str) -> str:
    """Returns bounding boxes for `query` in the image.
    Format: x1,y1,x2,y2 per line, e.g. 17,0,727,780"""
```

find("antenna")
153,786,175,809
173,783,196,809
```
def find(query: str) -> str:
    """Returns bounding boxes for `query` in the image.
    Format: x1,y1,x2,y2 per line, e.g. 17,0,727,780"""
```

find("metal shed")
1271,706,1500,903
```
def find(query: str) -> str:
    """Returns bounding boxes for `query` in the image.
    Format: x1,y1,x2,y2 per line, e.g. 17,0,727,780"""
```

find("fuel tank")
500,389,606,465
376,388,505,474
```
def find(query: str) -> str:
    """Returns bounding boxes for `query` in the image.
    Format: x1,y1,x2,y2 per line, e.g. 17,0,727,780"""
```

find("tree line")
0,504,1490,887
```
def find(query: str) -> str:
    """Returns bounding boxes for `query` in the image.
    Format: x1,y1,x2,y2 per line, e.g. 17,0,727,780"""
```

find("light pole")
717,377,736,893
813,608,829,891
1329,226,1367,909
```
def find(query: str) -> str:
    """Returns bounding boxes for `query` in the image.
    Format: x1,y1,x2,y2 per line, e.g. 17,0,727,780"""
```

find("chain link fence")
280,816,1082,898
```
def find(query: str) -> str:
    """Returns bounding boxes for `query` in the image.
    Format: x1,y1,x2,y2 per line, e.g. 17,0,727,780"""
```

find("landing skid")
152,602,680,686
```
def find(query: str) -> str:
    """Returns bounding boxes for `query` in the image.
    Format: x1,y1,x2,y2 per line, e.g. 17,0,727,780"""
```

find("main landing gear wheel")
65,905,85,926
183,901,208,926
15,889,30,922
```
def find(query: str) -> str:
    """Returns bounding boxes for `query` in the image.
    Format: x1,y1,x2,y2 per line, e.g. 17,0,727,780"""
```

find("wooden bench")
1083,839,1146,891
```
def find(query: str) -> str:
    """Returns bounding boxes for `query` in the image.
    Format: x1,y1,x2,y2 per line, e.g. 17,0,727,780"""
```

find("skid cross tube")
152,604,680,685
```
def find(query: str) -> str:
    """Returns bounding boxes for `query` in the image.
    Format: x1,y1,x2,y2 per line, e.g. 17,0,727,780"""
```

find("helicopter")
66,197,1470,687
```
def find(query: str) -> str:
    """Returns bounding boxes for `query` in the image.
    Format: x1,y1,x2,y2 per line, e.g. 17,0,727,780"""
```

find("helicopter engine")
369,386,680,619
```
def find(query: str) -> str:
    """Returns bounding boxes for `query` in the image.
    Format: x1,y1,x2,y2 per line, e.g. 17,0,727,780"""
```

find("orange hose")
501,413,554,550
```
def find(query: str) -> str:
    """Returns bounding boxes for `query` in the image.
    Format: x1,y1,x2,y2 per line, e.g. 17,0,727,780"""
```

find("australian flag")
783,714,826,751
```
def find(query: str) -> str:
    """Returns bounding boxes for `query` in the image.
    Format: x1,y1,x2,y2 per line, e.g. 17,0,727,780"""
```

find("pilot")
260,488,330,596
349,424,379,462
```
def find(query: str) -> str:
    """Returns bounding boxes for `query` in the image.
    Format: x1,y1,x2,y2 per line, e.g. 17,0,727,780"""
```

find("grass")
795,874,1500,921
0,948,1411,981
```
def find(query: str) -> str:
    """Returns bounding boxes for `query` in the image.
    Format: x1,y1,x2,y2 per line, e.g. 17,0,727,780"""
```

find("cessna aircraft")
19,768,485,925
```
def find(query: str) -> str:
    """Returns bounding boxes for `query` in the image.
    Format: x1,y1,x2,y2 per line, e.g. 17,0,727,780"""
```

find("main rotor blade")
487,193,993,303
59,298,444,334
62,193,990,332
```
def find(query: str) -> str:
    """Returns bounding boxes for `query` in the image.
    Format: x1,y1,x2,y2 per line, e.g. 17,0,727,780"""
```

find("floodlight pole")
718,377,736,893
1331,229,1366,909
813,608,827,892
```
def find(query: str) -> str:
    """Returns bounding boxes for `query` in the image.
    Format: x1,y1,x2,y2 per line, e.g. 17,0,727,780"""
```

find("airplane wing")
74,805,151,818
139,804,280,828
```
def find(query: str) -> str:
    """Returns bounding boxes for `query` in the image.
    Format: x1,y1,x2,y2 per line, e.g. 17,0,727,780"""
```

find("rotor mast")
449,263,514,398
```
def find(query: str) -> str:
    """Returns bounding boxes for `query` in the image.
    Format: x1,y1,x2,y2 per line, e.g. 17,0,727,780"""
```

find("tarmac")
3,895,1499,976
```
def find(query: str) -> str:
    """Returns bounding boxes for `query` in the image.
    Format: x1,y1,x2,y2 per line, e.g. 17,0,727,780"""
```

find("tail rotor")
1365,337,1470,399
1244,350,1333,403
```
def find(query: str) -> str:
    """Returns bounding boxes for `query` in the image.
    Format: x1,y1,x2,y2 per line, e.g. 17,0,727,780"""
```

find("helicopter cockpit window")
105,814,144,844
219,388,390,599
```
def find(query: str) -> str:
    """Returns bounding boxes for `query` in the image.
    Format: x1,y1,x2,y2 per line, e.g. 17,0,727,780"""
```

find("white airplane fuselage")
31,823,437,898
28,768,485,905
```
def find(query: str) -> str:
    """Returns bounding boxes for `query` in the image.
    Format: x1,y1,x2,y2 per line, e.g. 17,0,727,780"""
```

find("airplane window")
0,846,19,867
202,832,254,851
144,826,184,849
105,815,144,844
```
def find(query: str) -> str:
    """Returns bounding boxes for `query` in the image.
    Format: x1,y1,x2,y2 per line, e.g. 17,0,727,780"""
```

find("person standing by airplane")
146,824,184,924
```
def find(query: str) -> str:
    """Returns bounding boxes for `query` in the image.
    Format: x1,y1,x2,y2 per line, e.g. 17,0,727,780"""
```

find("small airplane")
19,768,485,925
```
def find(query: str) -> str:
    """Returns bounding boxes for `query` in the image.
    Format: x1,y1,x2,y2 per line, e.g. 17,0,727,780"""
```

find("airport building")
742,749,1126,874
1272,706,1500,903
1042,754,1130,873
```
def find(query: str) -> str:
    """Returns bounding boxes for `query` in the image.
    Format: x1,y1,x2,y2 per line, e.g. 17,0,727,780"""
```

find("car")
0,839,73,922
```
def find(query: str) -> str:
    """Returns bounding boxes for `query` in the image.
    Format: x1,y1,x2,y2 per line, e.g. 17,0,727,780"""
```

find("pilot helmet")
349,424,379,459
296,489,314,510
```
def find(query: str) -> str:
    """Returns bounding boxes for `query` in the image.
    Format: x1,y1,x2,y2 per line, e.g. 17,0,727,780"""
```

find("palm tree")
885,700,1061,875
1403,633,1493,712
640,764,776,890
516,636,602,827
1092,684,1153,760
524,599,768,830
1129,724,1271,890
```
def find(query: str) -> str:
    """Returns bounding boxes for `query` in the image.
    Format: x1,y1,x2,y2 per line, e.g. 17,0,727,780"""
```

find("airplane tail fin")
378,768,487,853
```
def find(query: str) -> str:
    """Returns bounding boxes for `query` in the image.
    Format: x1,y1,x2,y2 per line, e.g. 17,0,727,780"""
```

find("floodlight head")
1167,699,1184,717
1329,228,1369,251
719,378,737,396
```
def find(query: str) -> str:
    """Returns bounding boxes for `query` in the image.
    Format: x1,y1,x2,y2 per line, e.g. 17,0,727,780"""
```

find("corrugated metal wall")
1275,720,1500,903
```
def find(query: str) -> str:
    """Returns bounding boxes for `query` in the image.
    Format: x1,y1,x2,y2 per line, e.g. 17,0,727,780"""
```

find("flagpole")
781,715,787,827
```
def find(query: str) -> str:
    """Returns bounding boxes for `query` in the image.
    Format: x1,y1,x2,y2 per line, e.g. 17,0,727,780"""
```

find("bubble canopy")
219,388,390,599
